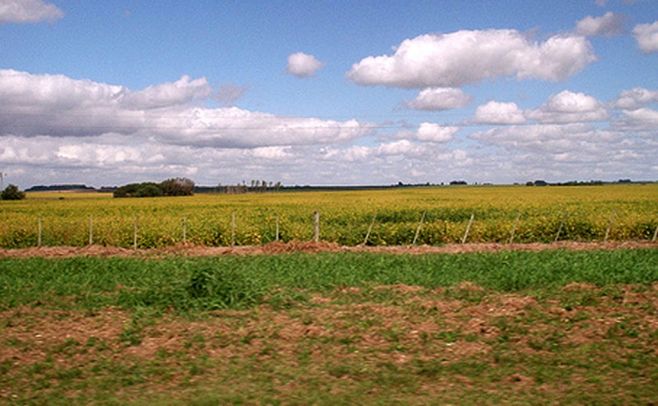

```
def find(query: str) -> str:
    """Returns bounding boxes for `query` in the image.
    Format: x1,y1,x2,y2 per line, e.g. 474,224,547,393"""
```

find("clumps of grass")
186,267,267,310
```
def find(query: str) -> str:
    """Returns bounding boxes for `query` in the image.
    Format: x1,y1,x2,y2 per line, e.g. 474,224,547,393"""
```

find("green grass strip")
0,249,656,311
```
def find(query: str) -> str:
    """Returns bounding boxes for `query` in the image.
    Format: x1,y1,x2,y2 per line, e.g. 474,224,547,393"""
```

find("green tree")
1,184,26,200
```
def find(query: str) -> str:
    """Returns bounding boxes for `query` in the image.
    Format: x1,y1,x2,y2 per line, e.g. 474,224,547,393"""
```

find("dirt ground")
0,240,655,258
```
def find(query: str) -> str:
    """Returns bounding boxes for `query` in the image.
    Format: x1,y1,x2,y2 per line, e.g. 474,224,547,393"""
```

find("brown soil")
0,240,655,258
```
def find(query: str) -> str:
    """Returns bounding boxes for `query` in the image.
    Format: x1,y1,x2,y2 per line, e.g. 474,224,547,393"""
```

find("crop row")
1,209,656,248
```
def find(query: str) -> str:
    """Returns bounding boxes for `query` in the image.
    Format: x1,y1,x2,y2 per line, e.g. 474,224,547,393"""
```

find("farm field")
1,250,657,404
1,184,657,248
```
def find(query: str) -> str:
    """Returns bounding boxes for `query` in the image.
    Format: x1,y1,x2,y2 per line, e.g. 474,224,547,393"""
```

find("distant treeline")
26,184,96,192
525,179,636,187
24,178,651,194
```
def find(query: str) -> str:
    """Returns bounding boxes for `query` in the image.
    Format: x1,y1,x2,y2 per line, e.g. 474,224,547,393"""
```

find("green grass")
1,249,657,404
0,249,656,312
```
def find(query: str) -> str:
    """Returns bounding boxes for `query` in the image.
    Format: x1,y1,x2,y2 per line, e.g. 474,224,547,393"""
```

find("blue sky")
1,0,657,187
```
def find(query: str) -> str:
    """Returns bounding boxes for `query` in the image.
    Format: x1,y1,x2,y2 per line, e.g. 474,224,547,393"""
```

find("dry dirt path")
0,240,655,258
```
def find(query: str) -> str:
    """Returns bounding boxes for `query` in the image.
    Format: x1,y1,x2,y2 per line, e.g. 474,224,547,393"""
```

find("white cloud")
0,0,62,23
415,122,458,143
633,21,658,53
347,30,595,88
576,12,624,36
475,101,526,124
526,90,608,123
619,107,658,128
405,87,471,111
121,75,212,109
0,69,372,147
615,87,658,110
286,52,324,78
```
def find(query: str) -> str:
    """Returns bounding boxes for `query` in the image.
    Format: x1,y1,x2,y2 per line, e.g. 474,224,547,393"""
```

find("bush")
113,178,195,198
1,184,26,200
160,178,194,196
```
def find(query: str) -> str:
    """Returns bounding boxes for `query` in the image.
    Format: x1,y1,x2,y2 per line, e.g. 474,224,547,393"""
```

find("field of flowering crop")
0,184,656,248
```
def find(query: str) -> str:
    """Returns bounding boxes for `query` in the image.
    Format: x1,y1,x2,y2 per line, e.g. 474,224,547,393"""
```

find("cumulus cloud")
121,76,212,110
414,122,459,142
576,12,624,36
0,69,371,147
633,21,658,53
347,30,596,88
0,0,62,23
618,107,658,129
526,90,608,123
406,87,471,111
474,101,526,124
615,87,658,110
286,52,324,78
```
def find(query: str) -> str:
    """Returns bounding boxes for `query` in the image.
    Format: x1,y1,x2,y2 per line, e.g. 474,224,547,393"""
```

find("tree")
160,178,195,196
1,184,26,200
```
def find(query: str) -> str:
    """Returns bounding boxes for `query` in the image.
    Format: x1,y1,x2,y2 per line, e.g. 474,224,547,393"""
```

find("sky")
1,0,657,188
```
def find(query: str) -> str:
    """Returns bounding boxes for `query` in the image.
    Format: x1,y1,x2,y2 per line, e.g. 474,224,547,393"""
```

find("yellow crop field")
1,184,657,248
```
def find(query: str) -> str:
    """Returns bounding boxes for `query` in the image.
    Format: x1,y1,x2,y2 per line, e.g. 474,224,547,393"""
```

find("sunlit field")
1,184,656,248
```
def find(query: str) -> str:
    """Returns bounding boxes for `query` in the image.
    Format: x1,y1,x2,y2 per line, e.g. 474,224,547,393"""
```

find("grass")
0,249,657,404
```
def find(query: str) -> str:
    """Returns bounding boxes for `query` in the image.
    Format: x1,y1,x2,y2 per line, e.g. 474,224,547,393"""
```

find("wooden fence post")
313,211,320,242
461,214,475,244
508,212,521,244
604,212,616,242
652,224,658,242
88,216,93,245
231,212,236,246
275,214,280,242
412,211,426,246
362,214,376,246
37,217,42,247
133,217,138,250
554,216,565,243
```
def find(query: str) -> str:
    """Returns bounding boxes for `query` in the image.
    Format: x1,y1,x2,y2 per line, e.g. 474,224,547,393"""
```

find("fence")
1,210,657,249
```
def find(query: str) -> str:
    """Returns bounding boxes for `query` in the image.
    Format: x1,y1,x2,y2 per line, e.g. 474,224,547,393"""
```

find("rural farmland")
1,184,657,249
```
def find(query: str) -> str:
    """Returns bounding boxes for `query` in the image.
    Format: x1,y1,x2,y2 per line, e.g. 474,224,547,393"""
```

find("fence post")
313,211,320,243
88,216,93,245
362,214,376,246
133,217,138,250
37,217,42,247
461,214,475,244
652,224,658,242
412,211,426,246
275,214,280,242
554,216,565,243
231,212,236,246
604,212,616,242
508,212,521,244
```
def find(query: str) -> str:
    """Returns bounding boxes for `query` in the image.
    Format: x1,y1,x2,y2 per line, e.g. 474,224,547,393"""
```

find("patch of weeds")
527,331,564,352
0,359,12,375
445,285,487,303
54,367,83,382
183,333,206,350
606,321,639,339
266,289,309,310
560,291,599,310
52,337,81,356
435,330,460,343
187,267,267,310
119,307,160,346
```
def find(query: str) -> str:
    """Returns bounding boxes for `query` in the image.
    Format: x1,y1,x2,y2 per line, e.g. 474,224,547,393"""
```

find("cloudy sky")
1,0,657,187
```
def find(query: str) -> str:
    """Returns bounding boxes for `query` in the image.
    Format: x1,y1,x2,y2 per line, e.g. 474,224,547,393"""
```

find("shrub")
1,184,26,200
160,178,194,196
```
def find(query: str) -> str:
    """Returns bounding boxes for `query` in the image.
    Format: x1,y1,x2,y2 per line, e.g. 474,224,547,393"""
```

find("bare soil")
0,240,655,258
